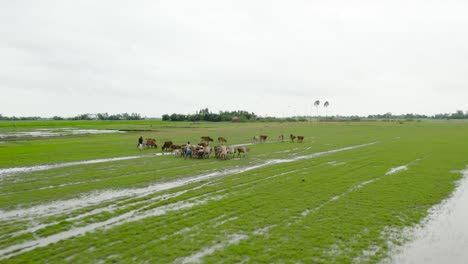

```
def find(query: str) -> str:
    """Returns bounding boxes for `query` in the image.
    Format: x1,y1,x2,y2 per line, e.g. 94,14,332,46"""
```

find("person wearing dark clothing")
138,136,143,149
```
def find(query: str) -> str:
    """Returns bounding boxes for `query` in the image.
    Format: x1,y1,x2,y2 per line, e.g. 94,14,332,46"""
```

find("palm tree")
314,100,320,117
324,101,330,118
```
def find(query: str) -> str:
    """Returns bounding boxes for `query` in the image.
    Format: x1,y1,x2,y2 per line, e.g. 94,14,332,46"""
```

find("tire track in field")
0,142,376,221
0,153,171,179
0,182,213,242
247,158,424,261
0,139,266,180
0,142,376,260
0,166,306,256
0,194,226,260
0,161,219,196
0,166,306,244
296,158,423,221
0,139,312,180
174,226,275,264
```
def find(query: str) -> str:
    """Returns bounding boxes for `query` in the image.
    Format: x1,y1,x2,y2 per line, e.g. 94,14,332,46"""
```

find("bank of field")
1,120,468,263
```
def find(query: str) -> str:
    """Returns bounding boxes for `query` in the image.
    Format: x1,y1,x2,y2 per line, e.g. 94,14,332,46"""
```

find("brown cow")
218,137,227,144
170,144,182,150
195,146,205,158
290,134,296,142
259,135,267,142
297,136,304,143
161,141,173,151
236,146,250,158
201,136,214,144
145,138,157,148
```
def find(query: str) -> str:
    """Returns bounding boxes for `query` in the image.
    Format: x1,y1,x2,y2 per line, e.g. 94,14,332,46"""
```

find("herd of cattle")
140,134,304,160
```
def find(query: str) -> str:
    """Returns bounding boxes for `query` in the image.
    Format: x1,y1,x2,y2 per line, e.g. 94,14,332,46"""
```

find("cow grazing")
227,146,236,159
203,146,211,158
218,137,227,144
201,136,214,143
198,142,208,147
161,141,173,151
290,134,296,142
145,138,157,149
297,136,304,143
172,149,182,157
236,146,250,158
170,144,182,150
214,145,223,159
195,146,205,158
278,134,284,142
253,135,267,143
218,145,229,160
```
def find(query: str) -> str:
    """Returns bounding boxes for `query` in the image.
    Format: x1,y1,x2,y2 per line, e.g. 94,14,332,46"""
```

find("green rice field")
1,120,468,263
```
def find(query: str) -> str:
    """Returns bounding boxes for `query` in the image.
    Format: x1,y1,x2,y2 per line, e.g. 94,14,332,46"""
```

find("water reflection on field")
385,169,468,264
0,128,124,138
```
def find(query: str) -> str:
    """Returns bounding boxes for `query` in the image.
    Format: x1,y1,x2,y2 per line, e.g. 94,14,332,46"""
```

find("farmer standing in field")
185,141,192,159
138,136,143,151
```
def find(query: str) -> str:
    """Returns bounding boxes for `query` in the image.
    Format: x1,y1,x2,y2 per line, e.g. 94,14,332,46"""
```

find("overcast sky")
1,0,467,118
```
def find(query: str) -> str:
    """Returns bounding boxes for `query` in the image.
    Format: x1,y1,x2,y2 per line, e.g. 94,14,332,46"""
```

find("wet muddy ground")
0,143,375,259
384,169,468,264
1,132,467,262
0,128,124,139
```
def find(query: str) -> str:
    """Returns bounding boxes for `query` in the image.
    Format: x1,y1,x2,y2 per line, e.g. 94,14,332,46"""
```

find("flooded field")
384,169,468,264
0,128,124,139
1,120,468,263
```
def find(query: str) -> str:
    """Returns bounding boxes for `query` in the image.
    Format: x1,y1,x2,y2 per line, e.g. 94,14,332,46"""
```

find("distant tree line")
0,113,142,121
162,108,257,122
367,113,430,119
2,110,468,121
367,110,468,120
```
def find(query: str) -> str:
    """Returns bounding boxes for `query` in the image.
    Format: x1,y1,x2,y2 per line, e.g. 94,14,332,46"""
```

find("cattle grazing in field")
172,149,182,157
278,134,284,142
214,145,222,159
253,135,268,143
203,146,211,158
214,145,229,160
236,146,250,158
290,134,296,142
218,137,227,144
195,146,205,158
144,138,157,148
170,144,182,150
161,141,173,151
198,142,208,147
200,136,214,144
297,136,304,143
227,146,236,159
218,145,229,160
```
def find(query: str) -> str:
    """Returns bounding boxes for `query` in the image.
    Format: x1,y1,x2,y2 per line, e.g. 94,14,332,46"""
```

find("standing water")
385,169,468,264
